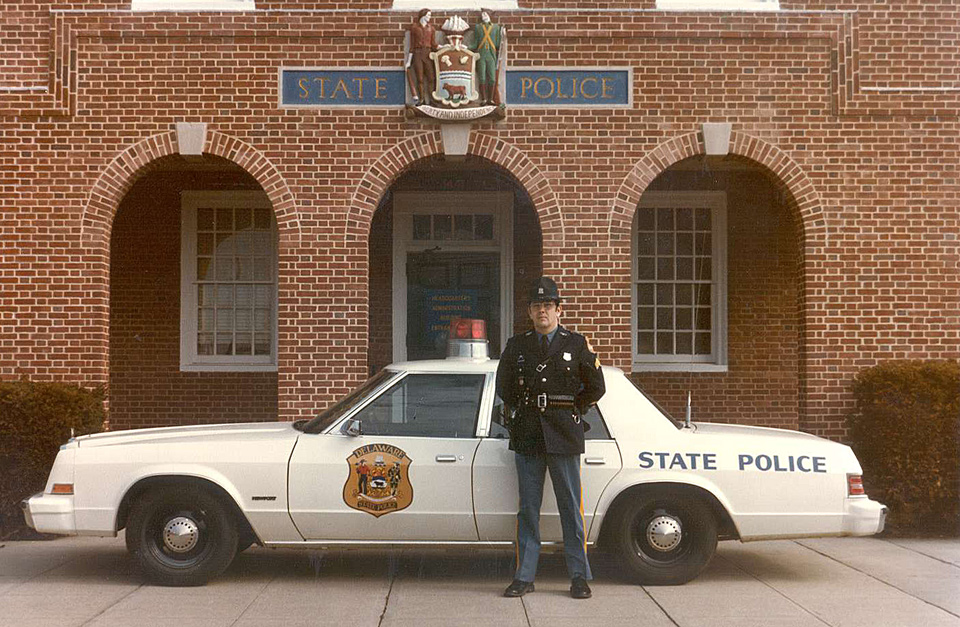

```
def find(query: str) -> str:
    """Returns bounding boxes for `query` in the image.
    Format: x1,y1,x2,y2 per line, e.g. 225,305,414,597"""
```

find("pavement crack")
228,571,279,627
794,540,960,621
377,550,400,627
716,553,833,627
882,539,960,569
640,586,682,627
78,582,145,627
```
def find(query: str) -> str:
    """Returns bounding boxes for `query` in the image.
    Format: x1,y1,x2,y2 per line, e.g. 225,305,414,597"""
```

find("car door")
288,371,485,541
472,390,623,542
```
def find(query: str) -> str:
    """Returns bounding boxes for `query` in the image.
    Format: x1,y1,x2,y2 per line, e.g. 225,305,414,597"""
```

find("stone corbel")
440,123,472,157
702,122,732,156
176,122,208,156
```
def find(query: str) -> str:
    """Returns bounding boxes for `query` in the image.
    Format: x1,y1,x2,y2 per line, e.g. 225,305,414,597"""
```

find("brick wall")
1,2,958,438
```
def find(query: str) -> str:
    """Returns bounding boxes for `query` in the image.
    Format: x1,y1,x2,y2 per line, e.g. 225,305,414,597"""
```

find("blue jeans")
514,452,592,582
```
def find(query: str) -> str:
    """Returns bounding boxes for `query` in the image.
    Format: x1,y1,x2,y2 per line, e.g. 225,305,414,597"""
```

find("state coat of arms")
343,443,414,518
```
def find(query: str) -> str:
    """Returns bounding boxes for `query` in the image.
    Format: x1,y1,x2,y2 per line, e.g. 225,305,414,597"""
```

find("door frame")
392,192,514,362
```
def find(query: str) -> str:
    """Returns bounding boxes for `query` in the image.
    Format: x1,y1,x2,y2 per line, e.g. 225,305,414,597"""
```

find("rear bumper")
843,497,887,536
21,492,77,536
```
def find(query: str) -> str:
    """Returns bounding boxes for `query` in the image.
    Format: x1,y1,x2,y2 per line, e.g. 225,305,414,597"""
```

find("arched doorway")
367,155,542,373
631,154,803,429
109,154,280,428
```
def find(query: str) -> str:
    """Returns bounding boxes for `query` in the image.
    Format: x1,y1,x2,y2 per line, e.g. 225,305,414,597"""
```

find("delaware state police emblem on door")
343,444,414,517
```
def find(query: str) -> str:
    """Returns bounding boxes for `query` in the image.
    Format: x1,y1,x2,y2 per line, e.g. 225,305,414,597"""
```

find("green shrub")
0,380,105,538
847,360,959,536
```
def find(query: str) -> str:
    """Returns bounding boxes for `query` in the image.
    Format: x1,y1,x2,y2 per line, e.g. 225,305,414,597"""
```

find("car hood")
72,422,299,448
689,421,850,452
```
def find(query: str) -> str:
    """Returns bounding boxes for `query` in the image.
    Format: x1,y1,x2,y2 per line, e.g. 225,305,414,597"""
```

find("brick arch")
609,131,827,246
80,130,301,249
347,130,565,249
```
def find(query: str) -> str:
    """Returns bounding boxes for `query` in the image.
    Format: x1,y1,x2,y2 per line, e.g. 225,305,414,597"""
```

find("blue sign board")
423,289,480,347
280,68,406,107
506,69,631,106
279,68,631,107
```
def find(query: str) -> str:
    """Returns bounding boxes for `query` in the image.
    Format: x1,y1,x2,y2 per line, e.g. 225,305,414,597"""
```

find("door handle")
436,455,458,463
584,457,606,465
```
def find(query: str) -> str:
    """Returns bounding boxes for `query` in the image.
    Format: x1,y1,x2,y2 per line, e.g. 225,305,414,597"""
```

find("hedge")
846,360,959,536
0,380,105,538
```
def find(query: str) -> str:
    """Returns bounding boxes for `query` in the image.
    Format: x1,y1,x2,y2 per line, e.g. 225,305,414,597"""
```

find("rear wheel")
126,485,238,586
613,489,718,585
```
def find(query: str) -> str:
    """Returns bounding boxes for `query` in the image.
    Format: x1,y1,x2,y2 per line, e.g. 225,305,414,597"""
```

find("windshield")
301,370,398,434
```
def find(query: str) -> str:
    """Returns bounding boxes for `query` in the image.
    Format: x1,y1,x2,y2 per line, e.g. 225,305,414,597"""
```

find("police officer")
496,277,605,599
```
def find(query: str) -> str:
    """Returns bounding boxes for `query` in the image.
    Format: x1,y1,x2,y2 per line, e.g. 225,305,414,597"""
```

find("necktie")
540,334,550,359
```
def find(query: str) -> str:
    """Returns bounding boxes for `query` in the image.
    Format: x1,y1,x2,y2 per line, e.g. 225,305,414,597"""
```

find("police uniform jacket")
495,325,605,456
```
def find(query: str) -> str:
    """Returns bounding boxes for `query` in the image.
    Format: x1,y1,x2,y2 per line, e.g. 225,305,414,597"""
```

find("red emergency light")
446,318,489,360
449,318,487,341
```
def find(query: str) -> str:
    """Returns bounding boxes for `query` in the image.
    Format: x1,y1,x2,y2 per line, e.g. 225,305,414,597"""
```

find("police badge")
343,443,414,518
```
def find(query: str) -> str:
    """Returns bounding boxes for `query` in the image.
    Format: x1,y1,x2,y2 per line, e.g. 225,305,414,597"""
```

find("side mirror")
340,418,362,437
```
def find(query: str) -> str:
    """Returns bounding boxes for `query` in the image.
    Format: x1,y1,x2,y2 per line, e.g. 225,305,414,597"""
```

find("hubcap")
646,515,682,552
162,516,200,553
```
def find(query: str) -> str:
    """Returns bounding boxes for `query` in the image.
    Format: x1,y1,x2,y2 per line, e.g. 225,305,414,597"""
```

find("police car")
22,321,886,587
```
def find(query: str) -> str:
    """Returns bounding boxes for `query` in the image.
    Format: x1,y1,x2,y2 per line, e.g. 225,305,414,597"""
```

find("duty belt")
533,394,576,411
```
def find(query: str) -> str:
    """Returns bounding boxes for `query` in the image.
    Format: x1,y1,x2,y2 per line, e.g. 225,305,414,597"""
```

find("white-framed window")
632,192,728,372
180,191,278,372
132,0,255,11
657,0,779,10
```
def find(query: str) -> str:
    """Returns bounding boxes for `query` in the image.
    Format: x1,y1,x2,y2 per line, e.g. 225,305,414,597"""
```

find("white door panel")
472,438,622,542
288,435,480,540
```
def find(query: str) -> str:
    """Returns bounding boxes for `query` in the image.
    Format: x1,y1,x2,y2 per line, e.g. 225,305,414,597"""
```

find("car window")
356,373,484,438
489,395,611,440
303,369,397,433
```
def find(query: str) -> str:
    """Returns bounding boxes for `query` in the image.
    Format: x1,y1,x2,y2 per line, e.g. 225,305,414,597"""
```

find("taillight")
847,474,865,496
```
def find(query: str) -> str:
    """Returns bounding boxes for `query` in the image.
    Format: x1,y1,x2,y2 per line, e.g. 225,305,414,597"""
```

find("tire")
613,489,718,585
126,485,238,586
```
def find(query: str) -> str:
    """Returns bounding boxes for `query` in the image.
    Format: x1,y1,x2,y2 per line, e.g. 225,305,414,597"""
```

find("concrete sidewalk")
0,535,957,627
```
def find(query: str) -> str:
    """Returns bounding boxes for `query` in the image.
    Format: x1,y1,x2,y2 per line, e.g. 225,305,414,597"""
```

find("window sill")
180,363,277,373
632,362,729,373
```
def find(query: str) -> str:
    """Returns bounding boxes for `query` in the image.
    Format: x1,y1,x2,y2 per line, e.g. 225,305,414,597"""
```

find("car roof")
385,358,623,376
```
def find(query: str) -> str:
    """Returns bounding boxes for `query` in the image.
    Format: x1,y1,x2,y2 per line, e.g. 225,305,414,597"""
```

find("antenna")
684,391,692,429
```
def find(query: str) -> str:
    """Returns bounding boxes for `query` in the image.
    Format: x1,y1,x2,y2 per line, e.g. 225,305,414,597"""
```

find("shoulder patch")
585,336,601,369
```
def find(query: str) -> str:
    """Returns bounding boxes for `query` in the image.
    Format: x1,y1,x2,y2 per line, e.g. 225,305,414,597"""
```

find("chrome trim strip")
263,540,596,549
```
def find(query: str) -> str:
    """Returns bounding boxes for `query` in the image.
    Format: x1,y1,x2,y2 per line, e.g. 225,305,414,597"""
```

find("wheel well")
116,475,259,546
597,482,739,549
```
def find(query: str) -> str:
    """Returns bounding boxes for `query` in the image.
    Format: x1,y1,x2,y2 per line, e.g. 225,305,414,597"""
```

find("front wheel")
612,489,718,585
126,485,238,586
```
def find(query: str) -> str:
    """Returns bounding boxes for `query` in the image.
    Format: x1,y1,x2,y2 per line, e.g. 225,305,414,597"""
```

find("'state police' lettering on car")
639,452,828,473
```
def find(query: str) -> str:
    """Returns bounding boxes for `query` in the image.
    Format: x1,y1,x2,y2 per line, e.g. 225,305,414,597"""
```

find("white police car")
23,321,886,586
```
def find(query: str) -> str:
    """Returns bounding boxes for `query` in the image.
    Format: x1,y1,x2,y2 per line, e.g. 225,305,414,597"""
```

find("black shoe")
570,576,592,599
503,579,535,597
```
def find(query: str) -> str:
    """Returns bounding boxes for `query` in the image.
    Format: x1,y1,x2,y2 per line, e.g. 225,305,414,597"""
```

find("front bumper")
843,497,887,536
21,492,77,535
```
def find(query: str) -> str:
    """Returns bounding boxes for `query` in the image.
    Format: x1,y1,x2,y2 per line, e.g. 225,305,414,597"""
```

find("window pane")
255,285,271,308
657,233,674,255
217,285,233,307
657,257,674,280
677,232,693,255
434,214,451,240
216,333,233,355
637,332,655,354
657,207,674,231
236,207,252,231
696,258,712,281
236,308,252,333
215,232,233,255
198,308,215,332
198,285,214,307
216,208,233,231
637,257,655,280
255,309,270,333
197,208,215,231
696,284,712,308
236,285,253,307
254,335,271,356
197,333,214,355
254,256,271,281
638,283,654,305
198,233,214,255
454,214,473,240
636,209,655,231
217,310,233,331
695,207,710,230
637,232,655,255
413,215,431,240
676,332,693,354
695,332,712,355
676,308,692,330
197,257,212,280
357,374,484,438
254,208,271,229
235,334,252,356
216,257,234,281
696,307,712,330
656,332,674,355
676,208,693,231
676,256,693,280
638,307,654,329
676,283,693,305
656,284,673,306
656,308,673,330
475,214,494,240
695,232,711,256
236,257,253,281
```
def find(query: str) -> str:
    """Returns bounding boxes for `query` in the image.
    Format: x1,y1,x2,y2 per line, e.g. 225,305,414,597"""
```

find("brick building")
2,0,958,438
